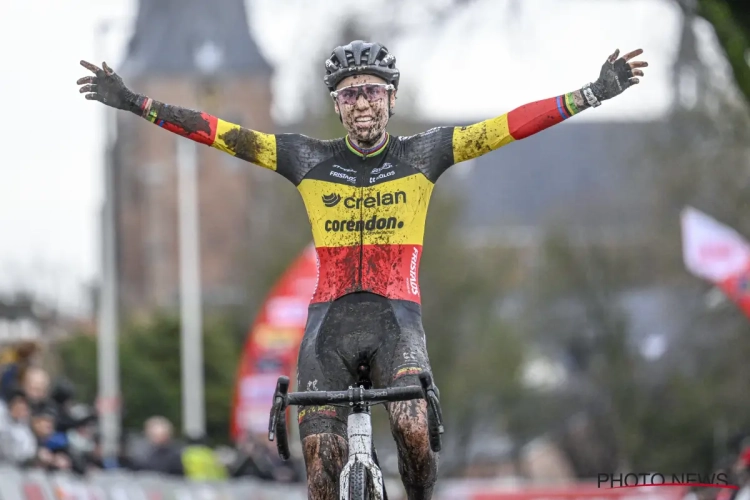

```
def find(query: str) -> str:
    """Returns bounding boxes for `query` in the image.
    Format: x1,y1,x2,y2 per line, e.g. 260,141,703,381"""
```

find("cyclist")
77,40,647,500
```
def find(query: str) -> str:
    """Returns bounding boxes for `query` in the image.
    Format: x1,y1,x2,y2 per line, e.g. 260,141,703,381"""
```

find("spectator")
0,387,8,429
21,367,50,412
231,432,303,483
0,341,41,402
30,404,72,471
0,388,37,466
138,416,184,476
731,445,750,500
79,430,136,474
49,378,97,436
180,434,228,481
716,466,737,500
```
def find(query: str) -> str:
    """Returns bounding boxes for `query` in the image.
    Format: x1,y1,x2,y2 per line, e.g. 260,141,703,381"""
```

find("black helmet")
324,40,400,92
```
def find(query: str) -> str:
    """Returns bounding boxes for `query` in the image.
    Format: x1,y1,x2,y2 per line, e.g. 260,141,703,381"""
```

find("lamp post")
95,18,121,464
178,40,223,438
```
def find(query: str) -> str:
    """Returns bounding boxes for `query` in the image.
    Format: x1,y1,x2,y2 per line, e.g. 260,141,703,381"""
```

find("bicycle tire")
348,460,370,500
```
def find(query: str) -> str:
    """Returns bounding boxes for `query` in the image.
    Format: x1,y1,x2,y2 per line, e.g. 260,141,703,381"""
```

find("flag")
681,206,750,317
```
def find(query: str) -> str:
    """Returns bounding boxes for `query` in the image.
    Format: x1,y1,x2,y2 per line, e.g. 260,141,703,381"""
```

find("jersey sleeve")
274,133,338,186
138,100,281,169
396,126,456,183
135,99,337,185
451,91,589,164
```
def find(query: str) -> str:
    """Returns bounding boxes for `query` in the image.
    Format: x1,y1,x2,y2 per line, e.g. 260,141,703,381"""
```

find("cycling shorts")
295,292,432,440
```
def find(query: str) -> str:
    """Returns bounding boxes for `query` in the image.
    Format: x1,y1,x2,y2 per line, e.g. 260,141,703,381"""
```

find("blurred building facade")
111,0,273,317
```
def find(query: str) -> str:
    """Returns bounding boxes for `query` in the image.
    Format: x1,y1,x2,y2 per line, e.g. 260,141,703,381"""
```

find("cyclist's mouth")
354,116,374,125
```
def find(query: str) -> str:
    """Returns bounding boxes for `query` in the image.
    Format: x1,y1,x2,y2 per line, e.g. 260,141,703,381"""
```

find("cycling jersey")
138,92,587,304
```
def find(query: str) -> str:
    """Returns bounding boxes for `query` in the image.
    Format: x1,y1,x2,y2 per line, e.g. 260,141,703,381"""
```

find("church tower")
112,0,274,318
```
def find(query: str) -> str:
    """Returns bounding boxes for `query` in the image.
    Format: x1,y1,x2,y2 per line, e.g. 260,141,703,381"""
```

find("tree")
417,189,527,474
691,0,750,104
56,314,239,443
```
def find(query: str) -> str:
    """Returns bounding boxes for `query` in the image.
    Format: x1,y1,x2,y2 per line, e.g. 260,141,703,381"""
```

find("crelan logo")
322,193,342,208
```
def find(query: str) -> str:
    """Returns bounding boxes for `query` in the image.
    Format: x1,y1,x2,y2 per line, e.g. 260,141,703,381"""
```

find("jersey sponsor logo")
321,190,407,209
332,164,356,173
330,170,357,184
408,247,419,296
371,162,394,176
370,170,395,184
322,193,342,207
324,215,404,233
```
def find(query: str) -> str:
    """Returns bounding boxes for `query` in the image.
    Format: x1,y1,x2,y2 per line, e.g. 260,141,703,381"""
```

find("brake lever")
426,390,444,434
418,372,444,434
268,395,284,441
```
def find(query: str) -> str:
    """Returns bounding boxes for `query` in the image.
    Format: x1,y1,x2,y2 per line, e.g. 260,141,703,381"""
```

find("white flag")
681,206,750,282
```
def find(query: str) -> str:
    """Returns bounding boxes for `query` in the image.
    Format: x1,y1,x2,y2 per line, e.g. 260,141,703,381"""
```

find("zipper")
357,153,366,289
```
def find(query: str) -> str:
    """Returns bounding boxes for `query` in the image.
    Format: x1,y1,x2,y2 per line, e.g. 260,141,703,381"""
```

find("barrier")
435,480,691,500
0,466,695,500
0,466,309,500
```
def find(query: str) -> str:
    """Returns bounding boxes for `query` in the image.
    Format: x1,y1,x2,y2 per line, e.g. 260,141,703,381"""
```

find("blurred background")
2,0,750,498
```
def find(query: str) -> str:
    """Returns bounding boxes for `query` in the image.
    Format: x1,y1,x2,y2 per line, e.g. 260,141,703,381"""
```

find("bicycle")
268,363,444,500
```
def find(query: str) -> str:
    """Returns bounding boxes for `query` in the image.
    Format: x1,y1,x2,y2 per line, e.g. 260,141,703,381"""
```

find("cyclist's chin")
348,124,385,145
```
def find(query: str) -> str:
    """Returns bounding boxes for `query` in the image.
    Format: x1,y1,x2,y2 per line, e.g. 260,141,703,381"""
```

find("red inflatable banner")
230,243,318,441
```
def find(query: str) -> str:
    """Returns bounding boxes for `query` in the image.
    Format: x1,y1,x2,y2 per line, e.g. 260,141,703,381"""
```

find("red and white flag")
681,206,750,317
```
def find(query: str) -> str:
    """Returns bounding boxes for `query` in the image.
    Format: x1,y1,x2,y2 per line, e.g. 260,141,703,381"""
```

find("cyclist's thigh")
296,302,352,440
372,299,433,389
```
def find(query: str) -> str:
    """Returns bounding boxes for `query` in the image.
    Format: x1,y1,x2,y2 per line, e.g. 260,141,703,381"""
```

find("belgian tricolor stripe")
140,101,278,170
452,91,587,162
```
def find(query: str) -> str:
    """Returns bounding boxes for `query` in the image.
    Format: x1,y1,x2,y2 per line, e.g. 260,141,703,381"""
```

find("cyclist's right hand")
77,60,139,111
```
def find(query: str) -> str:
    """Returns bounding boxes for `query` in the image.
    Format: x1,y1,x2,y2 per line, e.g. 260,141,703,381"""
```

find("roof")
120,0,272,78
448,120,664,233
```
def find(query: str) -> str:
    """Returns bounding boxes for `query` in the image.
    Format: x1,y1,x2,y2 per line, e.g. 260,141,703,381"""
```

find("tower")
113,0,274,318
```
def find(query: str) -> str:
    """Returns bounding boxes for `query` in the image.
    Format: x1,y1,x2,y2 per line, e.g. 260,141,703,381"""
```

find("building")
111,0,274,317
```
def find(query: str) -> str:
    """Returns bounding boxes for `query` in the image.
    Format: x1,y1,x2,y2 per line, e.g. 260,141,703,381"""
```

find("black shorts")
295,292,432,440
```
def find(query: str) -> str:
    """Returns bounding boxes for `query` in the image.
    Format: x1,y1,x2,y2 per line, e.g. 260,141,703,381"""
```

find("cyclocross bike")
268,363,444,500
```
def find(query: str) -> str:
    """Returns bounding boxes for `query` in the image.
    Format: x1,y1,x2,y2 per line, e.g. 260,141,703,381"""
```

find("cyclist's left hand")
590,48,648,102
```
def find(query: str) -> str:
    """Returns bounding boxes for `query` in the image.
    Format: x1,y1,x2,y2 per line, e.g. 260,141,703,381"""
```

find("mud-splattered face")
333,74,396,148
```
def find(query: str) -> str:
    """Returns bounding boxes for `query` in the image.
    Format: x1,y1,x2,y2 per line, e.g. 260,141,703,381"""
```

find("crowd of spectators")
0,341,304,483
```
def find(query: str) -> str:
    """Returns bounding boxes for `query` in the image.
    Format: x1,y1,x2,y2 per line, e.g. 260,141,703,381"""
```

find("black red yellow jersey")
136,92,588,304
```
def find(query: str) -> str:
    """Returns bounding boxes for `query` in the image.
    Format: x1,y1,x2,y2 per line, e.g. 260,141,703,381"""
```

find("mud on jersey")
279,131,451,304
136,91,589,304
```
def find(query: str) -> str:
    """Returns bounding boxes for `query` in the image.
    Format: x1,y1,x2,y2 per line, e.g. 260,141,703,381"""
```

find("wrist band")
141,97,153,117
582,83,601,108
146,107,158,123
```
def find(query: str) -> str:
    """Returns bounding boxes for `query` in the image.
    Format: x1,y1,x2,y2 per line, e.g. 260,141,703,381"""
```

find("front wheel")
348,460,370,500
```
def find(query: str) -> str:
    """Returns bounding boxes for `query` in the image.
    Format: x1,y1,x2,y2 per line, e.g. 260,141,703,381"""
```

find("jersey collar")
346,133,390,158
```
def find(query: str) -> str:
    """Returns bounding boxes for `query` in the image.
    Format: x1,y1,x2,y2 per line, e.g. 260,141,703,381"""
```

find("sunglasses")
330,83,394,105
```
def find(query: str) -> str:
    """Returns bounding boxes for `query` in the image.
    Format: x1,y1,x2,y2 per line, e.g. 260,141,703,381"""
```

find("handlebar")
287,385,424,406
268,372,444,460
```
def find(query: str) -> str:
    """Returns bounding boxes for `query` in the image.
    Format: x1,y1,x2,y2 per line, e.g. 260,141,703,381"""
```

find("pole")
95,19,121,463
177,138,205,438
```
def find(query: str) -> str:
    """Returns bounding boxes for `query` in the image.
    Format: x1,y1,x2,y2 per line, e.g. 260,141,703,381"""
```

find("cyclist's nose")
355,94,370,109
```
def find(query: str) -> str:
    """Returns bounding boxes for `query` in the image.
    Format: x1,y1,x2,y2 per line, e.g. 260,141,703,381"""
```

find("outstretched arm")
77,60,276,170
452,48,648,164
